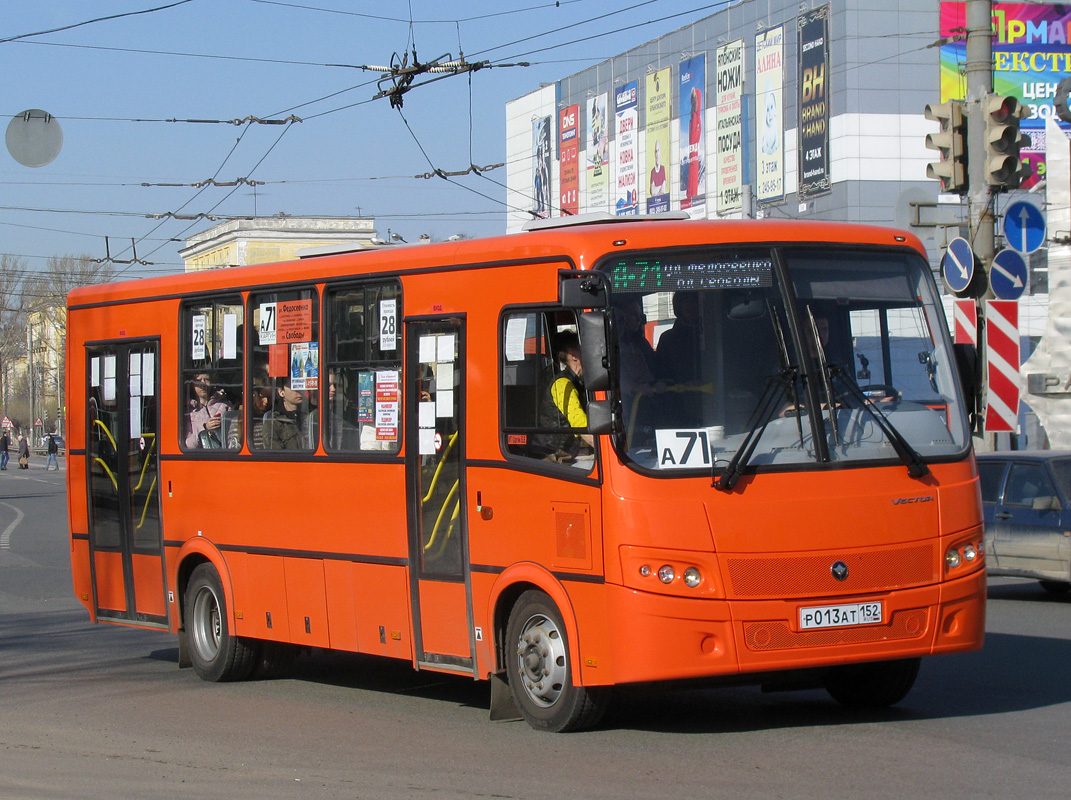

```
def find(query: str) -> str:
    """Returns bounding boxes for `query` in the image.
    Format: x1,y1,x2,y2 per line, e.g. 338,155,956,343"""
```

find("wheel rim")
515,612,568,708
191,584,222,661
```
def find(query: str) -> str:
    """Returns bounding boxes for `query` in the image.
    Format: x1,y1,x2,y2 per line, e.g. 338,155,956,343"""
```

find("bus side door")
405,317,474,672
85,341,168,628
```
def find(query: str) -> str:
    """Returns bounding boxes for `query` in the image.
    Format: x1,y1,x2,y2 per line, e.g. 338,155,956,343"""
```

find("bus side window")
249,288,319,452
324,282,402,453
501,309,589,465
181,297,244,451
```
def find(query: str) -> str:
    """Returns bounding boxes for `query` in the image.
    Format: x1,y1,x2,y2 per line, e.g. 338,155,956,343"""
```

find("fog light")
963,544,977,562
683,567,702,587
658,565,675,584
946,548,962,569
639,564,651,577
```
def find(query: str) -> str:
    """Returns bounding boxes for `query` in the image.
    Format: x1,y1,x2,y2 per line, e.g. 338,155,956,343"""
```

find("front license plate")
799,601,882,630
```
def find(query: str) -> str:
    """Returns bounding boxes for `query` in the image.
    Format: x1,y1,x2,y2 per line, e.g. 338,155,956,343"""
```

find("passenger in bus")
617,296,662,438
249,381,272,449
322,368,360,449
535,331,594,459
263,377,315,450
185,371,232,449
655,292,706,426
655,291,702,384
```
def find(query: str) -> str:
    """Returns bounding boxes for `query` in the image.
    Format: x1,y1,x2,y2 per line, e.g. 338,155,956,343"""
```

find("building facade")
180,216,377,271
506,0,1071,448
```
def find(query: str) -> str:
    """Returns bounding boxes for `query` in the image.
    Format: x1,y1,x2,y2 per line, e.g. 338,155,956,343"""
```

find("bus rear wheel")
504,590,609,732
185,563,258,682
823,657,920,708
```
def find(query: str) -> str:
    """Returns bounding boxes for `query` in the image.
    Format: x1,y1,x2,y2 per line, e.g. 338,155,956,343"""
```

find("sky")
0,0,728,280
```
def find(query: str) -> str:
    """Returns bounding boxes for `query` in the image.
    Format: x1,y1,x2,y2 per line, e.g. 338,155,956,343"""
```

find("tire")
251,641,299,680
1038,580,1071,594
185,563,259,682
504,590,609,732
824,657,920,708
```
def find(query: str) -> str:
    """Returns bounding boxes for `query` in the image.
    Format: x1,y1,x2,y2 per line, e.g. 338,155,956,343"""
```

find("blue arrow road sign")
990,248,1028,300
942,236,975,293
1003,200,1046,254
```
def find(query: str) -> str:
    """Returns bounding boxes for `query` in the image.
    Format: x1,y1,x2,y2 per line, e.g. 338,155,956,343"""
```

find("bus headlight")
945,548,962,569
683,567,702,588
963,543,977,562
658,565,675,584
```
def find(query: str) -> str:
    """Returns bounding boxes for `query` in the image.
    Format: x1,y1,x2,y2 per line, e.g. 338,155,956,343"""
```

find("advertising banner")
679,54,707,217
715,39,745,214
615,80,640,214
586,93,610,212
798,5,831,199
939,2,1071,189
532,116,551,219
756,24,786,204
559,104,579,216
645,67,672,213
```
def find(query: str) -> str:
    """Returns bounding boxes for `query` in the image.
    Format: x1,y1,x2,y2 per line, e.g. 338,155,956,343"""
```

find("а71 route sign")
942,236,975,294
1003,200,1045,254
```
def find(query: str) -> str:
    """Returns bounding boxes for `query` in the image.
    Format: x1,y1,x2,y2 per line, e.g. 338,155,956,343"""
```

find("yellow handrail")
421,430,459,503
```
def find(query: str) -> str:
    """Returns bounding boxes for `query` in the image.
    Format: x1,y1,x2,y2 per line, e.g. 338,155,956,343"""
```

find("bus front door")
85,342,167,628
405,318,474,673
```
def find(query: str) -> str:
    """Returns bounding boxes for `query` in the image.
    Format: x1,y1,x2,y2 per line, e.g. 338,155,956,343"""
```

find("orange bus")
66,215,985,731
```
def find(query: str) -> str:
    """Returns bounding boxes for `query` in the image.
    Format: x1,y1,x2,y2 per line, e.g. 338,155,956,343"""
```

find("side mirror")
953,342,979,419
559,270,609,309
578,311,610,392
586,399,613,436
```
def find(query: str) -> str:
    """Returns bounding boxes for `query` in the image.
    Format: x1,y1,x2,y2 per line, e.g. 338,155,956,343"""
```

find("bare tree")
0,255,28,423
23,255,116,433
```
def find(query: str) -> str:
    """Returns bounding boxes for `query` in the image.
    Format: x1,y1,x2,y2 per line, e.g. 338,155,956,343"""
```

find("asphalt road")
2,463,1071,799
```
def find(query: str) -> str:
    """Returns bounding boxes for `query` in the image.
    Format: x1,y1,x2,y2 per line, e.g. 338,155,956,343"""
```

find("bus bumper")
596,567,985,687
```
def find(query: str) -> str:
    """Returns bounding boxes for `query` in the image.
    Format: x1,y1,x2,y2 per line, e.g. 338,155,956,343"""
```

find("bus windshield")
604,244,969,473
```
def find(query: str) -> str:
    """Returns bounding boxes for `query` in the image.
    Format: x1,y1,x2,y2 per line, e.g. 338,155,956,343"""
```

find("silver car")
978,451,1071,593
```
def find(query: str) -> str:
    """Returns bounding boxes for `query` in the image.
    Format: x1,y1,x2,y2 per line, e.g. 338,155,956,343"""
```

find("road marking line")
0,501,26,550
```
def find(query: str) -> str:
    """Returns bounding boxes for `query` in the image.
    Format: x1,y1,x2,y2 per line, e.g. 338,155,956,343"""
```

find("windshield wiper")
826,364,930,479
714,368,796,491
716,306,803,492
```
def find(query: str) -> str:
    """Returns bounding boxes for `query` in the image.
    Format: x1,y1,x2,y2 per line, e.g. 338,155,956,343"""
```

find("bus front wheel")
504,590,609,732
185,563,258,682
823,657,920,708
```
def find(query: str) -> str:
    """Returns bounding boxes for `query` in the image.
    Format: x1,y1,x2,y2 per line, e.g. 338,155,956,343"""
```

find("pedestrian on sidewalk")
45,433,59,470
17,432,29,470
0,430,8,470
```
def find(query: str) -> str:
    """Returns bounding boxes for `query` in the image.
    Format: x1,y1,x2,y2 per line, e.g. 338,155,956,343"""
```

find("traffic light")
925,100,967,194
984,93,1030,190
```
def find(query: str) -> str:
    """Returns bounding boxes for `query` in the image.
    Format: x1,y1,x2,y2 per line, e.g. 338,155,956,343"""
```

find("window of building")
181,297,244,451
324,282,402,452
501,308,593,469
249,288,320,452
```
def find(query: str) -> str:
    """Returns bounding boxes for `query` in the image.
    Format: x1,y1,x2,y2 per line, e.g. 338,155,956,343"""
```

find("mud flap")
489,672,522,722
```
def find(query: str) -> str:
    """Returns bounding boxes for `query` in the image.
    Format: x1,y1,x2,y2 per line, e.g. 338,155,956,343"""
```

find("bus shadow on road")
137,624,1071,734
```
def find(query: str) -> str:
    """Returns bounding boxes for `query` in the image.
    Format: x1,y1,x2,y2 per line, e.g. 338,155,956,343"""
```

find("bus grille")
726,544,935,598
744,609,929,651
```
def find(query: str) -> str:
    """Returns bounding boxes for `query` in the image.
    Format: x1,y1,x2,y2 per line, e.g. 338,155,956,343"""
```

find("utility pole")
965,0,995,269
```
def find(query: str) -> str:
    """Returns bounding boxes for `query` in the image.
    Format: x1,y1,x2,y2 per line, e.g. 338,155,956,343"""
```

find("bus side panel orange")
231,553,290,641
92,551,127,613
283,557,331,649
351,563,412,661
131,553,167,619
323,560,358,653
416,579,470,658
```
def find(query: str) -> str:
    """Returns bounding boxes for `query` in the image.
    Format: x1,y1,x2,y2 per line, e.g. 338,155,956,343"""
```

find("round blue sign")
942,237,975,294
990,248,1028,300
1003,200,1046,254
